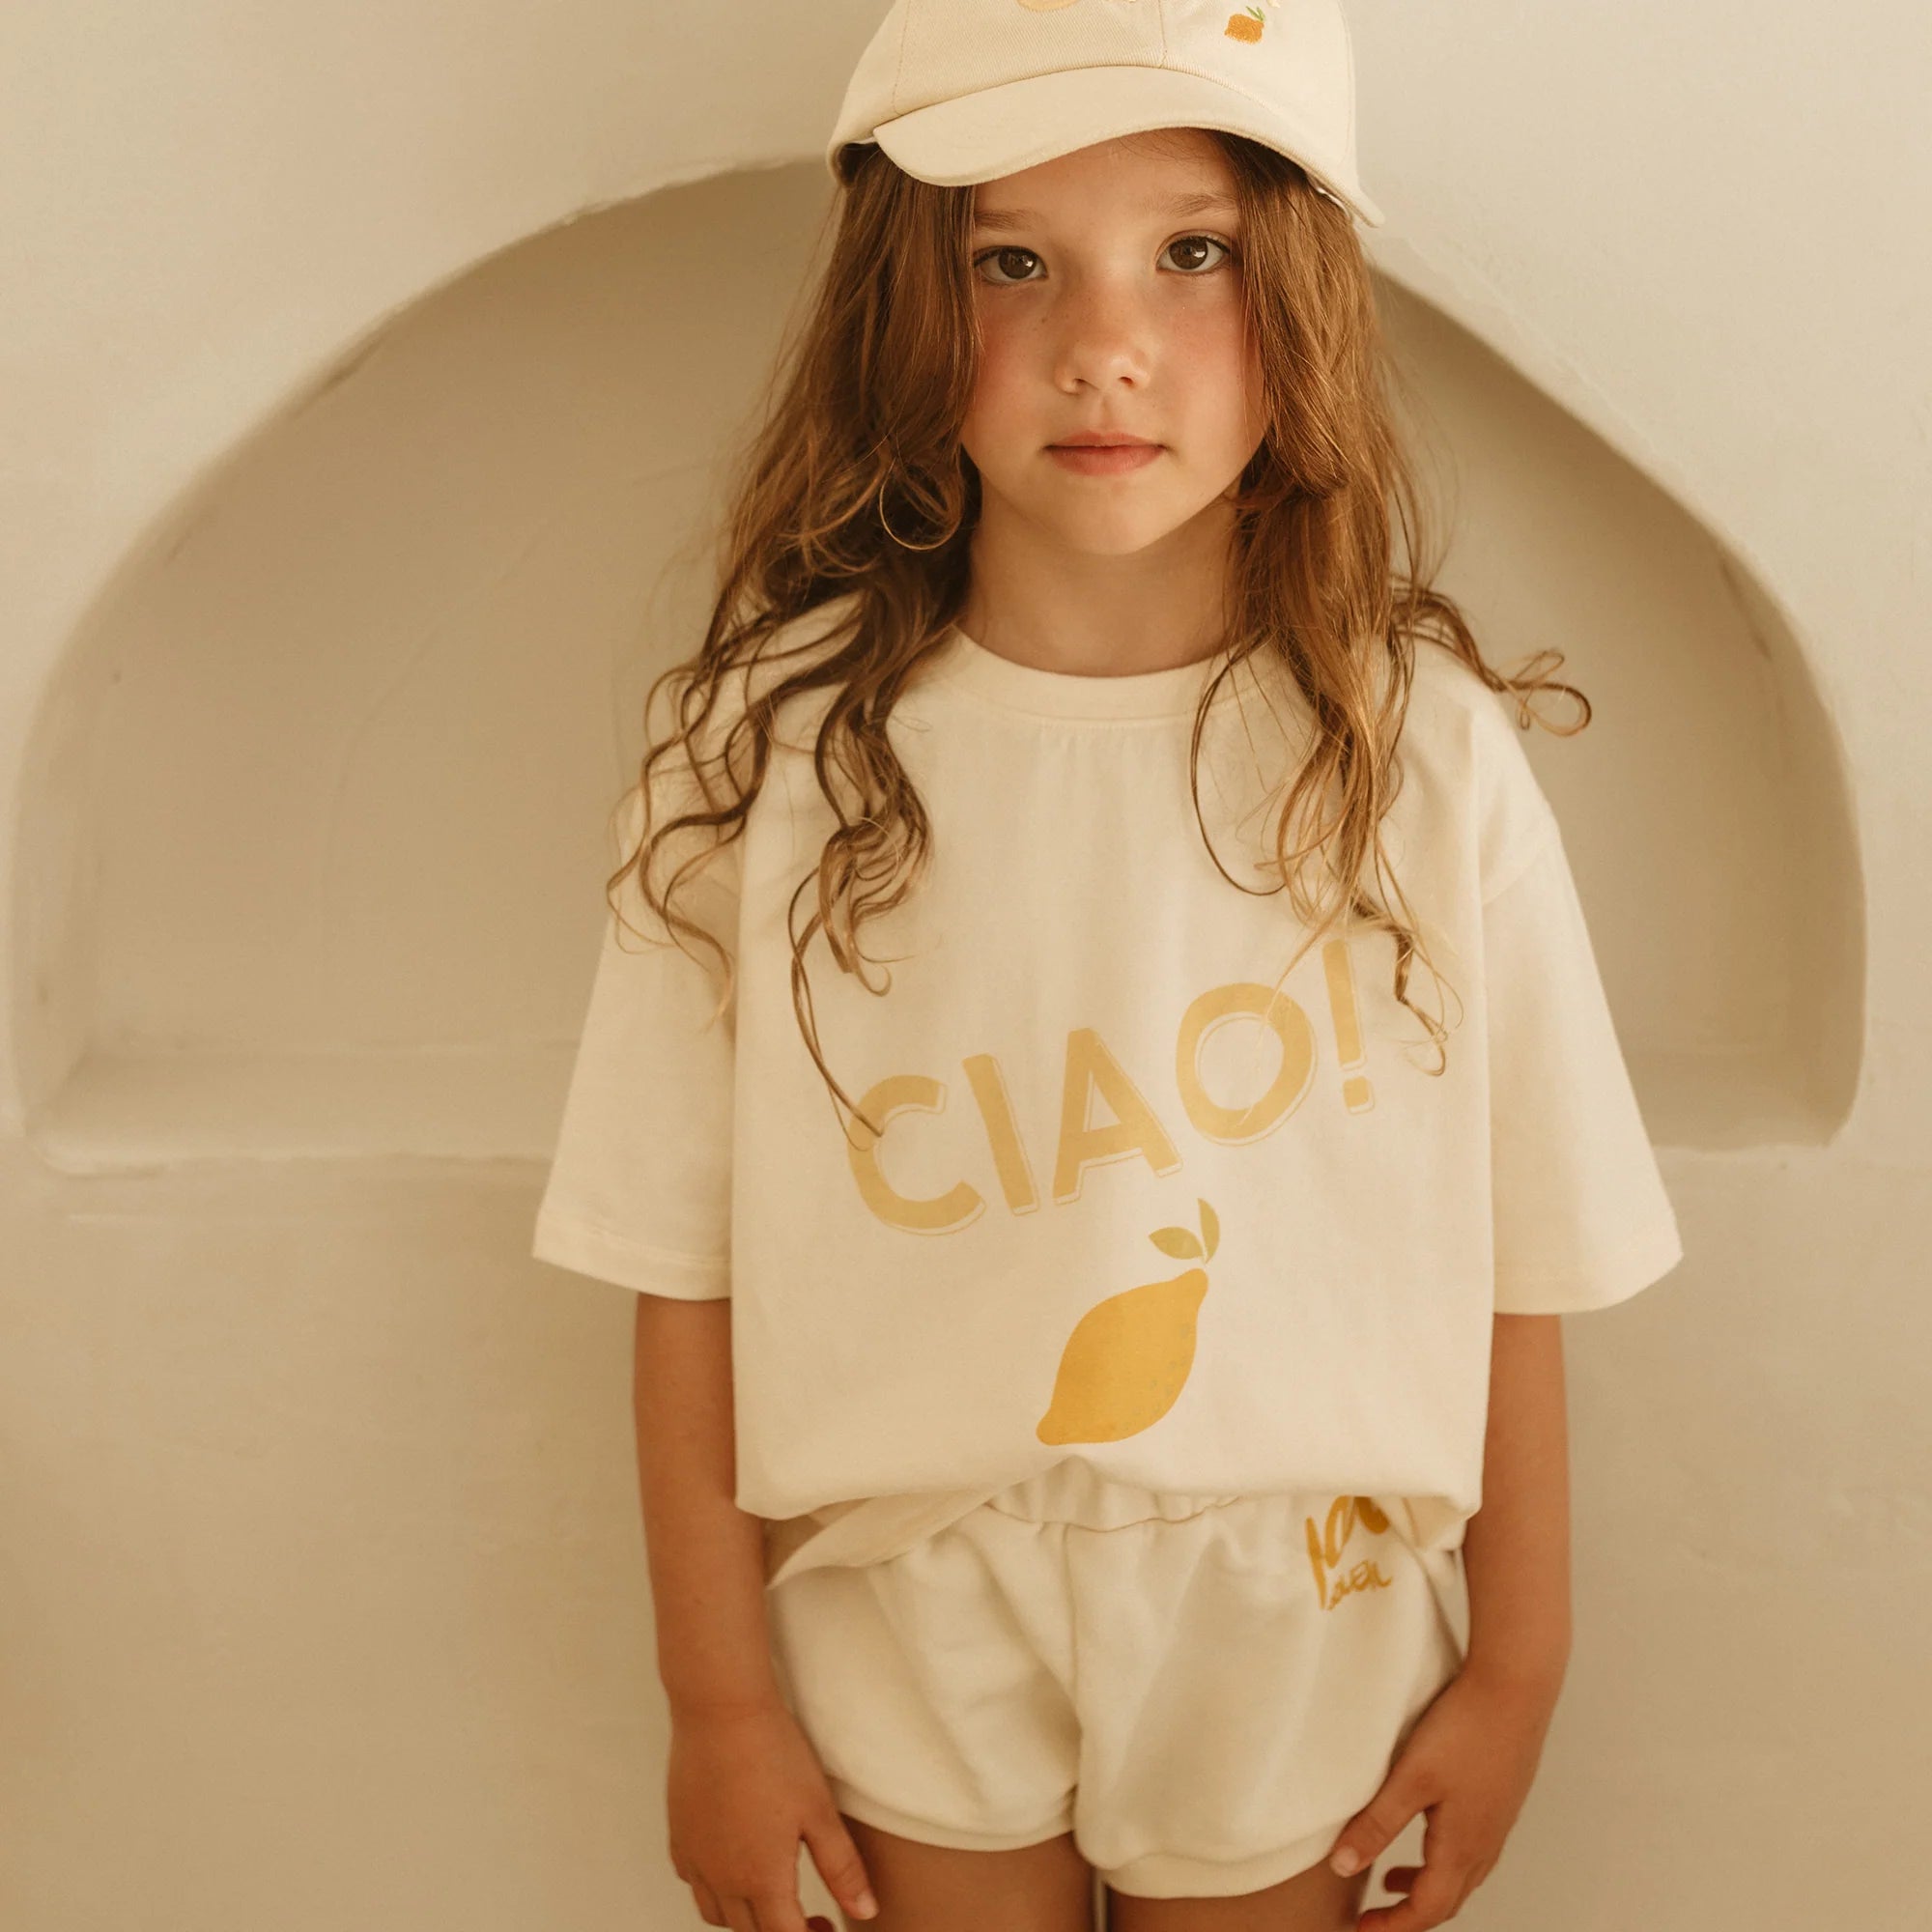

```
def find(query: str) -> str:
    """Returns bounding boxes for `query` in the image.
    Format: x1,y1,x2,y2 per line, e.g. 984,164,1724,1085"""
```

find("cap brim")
869,64,1383,229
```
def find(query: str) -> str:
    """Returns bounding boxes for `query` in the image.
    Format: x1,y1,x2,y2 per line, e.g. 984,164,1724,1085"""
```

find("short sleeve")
1484,824,1684,1315
1473,681,1563,905
530,773,740,1301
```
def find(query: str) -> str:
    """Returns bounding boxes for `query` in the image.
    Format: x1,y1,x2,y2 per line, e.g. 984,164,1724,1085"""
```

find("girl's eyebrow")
972,189,1239,234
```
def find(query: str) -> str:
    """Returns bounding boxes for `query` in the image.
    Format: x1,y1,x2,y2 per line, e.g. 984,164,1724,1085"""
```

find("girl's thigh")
1101,1858,1372,1932
837,1813,1097,1932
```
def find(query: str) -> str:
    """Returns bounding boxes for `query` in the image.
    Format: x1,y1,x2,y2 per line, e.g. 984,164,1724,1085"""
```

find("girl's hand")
1324,1662,1563,1930
667,1695,880,1931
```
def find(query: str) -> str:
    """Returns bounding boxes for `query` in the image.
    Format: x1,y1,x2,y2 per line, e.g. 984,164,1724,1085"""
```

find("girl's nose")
1053,282,1154,388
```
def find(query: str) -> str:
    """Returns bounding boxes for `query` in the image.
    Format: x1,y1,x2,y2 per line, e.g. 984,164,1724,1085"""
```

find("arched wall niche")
1371,278,1861,1150
14,161,1858,1171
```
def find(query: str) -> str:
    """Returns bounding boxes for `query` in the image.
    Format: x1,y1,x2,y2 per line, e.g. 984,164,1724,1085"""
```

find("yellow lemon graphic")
1037,1199,1219,1445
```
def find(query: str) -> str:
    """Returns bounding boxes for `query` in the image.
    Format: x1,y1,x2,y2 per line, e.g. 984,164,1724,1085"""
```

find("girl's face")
958,128,1264,560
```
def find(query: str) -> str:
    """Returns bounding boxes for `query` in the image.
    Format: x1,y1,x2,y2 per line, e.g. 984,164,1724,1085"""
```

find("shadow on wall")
13,161,1860,1172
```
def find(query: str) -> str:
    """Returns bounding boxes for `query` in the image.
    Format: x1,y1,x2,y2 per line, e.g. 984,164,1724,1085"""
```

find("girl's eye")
1161,234,1236,274
971,234,1236,286
974,245,1045,287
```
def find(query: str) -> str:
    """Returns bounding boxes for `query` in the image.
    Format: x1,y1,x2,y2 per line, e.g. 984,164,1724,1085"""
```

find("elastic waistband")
980,1459,1249,1530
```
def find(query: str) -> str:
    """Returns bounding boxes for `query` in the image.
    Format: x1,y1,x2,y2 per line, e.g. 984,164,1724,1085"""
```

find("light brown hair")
620,134,1587,1140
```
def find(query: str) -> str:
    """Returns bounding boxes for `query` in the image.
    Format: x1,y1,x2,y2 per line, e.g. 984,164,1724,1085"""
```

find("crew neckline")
929,624,1235,721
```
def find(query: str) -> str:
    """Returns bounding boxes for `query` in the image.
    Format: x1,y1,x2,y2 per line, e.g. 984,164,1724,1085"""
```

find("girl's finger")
1356,1857,1467,1932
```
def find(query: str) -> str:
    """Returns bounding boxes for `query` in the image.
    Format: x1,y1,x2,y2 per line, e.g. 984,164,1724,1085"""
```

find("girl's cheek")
1174,306,1259,425
1167,291,1247,364
965,338,1030,441
974,315,1023,383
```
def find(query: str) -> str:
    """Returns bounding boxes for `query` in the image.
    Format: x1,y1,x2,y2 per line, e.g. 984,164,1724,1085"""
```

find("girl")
532,3,1684,1929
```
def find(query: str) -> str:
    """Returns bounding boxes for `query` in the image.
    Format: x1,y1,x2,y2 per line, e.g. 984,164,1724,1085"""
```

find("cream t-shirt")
532,603,1684,1586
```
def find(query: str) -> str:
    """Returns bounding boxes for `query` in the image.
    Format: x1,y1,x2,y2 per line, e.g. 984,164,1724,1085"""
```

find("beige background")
2,2,1926,1926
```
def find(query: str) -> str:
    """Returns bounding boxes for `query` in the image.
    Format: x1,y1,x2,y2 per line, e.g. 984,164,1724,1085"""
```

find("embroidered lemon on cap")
1037,1200,1219,1444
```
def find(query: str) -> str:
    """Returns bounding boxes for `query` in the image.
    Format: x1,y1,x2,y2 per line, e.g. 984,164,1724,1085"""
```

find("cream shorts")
763,1460,1469,1901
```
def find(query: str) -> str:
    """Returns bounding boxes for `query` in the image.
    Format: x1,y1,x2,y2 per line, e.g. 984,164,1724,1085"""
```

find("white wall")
3,4,1926,1927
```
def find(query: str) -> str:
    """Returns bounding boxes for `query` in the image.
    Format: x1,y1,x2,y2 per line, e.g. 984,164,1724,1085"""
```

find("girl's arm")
1461,1312,1574,1692
638,1297,884,1927
632,1294,782,1715
1325,1313,1573,1909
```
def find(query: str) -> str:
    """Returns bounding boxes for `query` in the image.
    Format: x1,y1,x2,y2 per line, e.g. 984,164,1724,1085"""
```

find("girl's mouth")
1046,442,1165,476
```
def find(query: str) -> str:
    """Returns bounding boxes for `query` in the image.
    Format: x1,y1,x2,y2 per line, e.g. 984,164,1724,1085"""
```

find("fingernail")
1331,1847,1361,1876
855,1889,880,1918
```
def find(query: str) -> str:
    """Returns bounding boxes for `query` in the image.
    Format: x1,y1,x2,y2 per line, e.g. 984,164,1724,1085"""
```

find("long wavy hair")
617,132,1588,1142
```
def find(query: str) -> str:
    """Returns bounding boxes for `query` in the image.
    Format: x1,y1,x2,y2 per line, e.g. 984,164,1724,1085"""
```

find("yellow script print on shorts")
1305,1494,1396,1611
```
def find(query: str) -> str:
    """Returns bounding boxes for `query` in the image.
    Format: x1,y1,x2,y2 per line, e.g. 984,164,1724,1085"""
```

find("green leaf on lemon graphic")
1036,1198,1220,1444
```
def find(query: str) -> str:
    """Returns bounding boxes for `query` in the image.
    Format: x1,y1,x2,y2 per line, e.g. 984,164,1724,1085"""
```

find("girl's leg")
1101,1861,1372,1932
836,1813,1097,1932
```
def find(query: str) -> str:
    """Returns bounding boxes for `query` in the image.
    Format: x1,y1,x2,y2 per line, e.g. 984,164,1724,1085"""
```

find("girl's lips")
1047,441,1164,475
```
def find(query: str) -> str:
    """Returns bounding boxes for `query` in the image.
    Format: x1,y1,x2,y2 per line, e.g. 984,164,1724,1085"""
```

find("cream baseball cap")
827,0,1383,228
